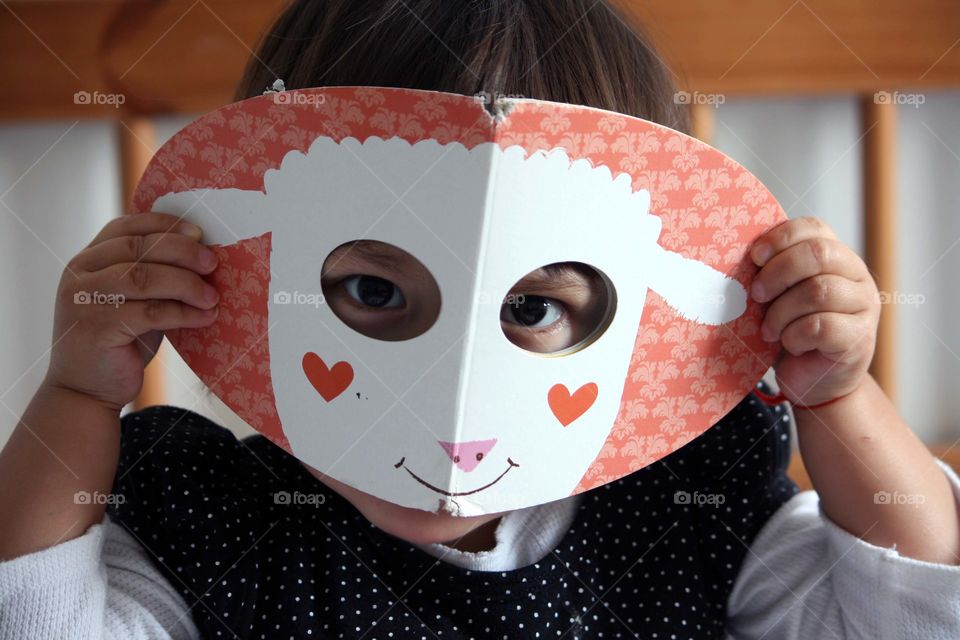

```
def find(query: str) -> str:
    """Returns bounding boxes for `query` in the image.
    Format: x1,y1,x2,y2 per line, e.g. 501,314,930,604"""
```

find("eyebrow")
327,240,408,273
328,243,594,293
513,263,595,294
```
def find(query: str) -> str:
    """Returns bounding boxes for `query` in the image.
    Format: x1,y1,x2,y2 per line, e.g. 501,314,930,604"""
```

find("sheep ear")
647,245,747,325
152,188,271,246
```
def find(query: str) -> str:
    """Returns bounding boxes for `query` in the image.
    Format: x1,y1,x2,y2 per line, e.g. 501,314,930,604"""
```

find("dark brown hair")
234,0,688,132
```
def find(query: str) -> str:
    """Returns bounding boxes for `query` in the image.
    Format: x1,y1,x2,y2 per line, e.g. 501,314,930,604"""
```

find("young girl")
2,1,959,638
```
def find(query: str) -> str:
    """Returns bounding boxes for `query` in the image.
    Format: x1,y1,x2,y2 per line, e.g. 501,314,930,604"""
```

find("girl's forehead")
330,240,595,286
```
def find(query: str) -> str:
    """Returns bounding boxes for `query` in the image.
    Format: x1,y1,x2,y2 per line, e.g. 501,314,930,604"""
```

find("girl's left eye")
342,275,405,309
500,295,563,329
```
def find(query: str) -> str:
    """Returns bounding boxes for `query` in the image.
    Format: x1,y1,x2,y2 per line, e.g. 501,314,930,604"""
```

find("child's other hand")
749,216,881,406
44,213,220,412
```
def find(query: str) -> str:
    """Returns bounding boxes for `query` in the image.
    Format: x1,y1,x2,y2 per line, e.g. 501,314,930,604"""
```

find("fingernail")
753,243,772,265
199,248,218,271
178,222,202,239
203,305,219,317
751,281,767,302
204,285,219,305
761,323,776,341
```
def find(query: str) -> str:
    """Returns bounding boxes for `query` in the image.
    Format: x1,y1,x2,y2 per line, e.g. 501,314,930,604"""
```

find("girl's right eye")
342,275,405,309
500,295,564,329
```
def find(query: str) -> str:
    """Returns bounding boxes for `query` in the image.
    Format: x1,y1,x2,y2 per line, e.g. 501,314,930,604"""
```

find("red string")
753,387,850,411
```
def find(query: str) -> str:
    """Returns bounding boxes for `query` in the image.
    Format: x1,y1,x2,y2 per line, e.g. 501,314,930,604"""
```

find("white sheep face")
154,136,746,515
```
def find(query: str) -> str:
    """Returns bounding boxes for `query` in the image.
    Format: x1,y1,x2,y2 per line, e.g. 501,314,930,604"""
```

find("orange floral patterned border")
131,87,783,495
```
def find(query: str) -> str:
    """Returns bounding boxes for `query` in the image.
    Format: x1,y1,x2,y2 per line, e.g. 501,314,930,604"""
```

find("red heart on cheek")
548,382,598,426
302,352,354,402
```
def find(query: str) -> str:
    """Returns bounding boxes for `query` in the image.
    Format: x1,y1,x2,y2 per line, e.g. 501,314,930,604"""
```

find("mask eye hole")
499,262,617,356
321,240,441,341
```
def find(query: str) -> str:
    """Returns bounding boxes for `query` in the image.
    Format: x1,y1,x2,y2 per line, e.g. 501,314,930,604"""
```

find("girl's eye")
500,295,563,329
342,275,405,309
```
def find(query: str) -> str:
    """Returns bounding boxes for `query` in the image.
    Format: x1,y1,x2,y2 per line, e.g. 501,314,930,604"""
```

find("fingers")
780,311,873,356
752,218,879,401
751,236,870,303
61,211,221,343
88,212,202,247
90,262,219,310
751,216,837,266
71,232,218,274
760,275,875,342
114,300,220,338
70,214,218,311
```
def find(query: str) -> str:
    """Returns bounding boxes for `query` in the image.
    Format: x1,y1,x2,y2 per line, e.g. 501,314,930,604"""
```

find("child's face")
320,239,610,355
303,239,608,544
305,465,507,547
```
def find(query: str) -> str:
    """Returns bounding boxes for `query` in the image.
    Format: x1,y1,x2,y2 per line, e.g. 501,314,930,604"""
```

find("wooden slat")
134,342,170,410
787,451,813,492
620,0,960,95
0,0,286,120
118,117,155,209
2,0,959,120
689,103,716,143
861,96,898,402
118,117,168,409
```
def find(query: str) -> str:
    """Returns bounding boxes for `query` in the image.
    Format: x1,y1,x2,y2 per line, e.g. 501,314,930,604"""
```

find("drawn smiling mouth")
393,457,520,497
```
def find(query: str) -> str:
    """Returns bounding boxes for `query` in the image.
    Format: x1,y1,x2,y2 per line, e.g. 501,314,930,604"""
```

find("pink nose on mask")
438,439,497,472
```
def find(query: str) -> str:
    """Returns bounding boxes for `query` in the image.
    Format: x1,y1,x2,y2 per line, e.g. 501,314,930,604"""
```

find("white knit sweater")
2,459,959,639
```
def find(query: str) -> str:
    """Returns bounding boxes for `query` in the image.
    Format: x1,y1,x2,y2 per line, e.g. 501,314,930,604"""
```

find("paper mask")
130,86,785,516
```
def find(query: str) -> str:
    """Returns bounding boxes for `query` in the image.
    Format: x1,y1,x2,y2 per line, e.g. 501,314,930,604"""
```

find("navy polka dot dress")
107,384,797,639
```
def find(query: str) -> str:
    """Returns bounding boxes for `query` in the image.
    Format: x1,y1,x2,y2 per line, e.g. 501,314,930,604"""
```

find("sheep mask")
131,87,785,516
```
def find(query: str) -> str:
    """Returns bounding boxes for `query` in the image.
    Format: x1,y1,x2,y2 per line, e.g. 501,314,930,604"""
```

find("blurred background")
1,0,959,485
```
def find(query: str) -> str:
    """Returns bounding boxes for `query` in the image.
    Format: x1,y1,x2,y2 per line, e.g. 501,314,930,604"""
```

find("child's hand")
749,216,881,406
44,213,220,412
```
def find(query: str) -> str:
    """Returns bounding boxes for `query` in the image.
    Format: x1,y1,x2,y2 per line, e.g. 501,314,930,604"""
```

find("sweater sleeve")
726,458,960,640
0,514,200,640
